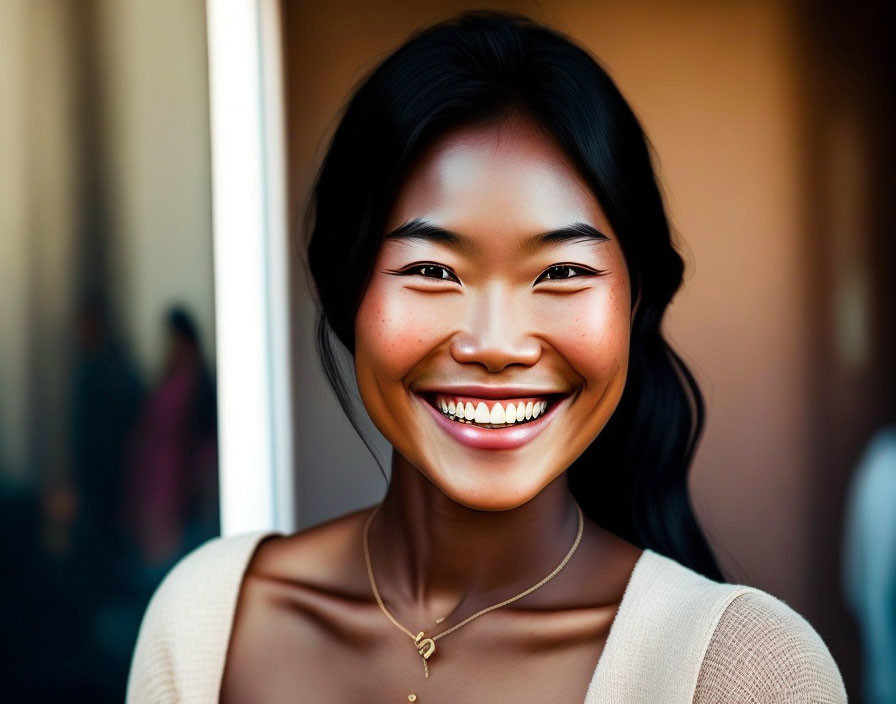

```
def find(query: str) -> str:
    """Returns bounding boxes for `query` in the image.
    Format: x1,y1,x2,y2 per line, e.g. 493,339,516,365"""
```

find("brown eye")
536,264,597,283
405,264,460,282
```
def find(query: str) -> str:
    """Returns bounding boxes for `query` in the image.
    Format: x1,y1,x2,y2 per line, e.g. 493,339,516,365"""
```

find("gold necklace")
362,501,584,702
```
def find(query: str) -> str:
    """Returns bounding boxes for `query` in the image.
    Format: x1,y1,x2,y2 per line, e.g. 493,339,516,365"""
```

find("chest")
219,585,618,704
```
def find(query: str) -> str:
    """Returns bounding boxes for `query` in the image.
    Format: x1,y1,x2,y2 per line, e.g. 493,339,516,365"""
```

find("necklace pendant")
414,631,436,660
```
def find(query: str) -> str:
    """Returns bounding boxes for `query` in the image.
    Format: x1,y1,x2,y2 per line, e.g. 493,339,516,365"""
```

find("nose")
449,289,542,372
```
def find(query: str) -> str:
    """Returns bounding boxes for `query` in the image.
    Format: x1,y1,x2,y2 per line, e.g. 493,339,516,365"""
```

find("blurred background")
1,0,894,701
0,0,221,700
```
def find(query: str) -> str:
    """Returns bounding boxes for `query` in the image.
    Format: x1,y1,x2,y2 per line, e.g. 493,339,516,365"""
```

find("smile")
429,394,551,429
415,391,570,451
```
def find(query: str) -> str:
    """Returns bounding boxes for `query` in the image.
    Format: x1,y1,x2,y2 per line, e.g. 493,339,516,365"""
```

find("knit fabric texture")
694,591,848,703
127,532,847,703
126,532,271,704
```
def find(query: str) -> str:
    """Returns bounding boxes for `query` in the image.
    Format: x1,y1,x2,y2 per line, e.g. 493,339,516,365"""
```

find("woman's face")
354,117,634,511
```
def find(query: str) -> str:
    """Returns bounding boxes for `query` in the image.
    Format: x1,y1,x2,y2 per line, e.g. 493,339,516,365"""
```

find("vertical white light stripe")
259,0,297,531
205,0,294,535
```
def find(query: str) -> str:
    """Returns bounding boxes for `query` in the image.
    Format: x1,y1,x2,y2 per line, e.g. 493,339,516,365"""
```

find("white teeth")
505,403,516,424
433,396,552,426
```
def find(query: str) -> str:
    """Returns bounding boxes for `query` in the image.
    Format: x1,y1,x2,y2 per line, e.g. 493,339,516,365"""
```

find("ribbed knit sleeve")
125,531,279,704
693,590,848,703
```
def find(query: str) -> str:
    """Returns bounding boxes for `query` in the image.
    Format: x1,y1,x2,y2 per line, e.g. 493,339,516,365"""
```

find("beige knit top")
126,531,848,703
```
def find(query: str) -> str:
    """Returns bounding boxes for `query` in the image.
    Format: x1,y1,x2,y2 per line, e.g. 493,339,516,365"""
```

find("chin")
422,465,557,513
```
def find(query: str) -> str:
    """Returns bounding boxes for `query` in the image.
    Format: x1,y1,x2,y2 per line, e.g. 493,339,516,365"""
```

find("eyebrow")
383,218,610,257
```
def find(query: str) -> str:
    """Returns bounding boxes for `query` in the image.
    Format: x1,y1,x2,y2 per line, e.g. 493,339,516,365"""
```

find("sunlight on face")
354,117,633,510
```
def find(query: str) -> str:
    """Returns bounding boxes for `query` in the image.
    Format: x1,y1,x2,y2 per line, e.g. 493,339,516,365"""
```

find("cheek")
355,280,451,380
535,285,630,380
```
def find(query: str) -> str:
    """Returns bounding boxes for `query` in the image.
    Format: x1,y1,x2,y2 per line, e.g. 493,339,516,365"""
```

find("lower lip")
416,394,568,451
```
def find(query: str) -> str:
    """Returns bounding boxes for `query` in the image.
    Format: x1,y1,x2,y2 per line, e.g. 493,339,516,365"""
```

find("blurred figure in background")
68,292,144,600
2,292,147,701
842,422,896,704
123,306,219,582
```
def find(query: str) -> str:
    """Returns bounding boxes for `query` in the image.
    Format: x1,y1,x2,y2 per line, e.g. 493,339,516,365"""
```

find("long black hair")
304,10,724,582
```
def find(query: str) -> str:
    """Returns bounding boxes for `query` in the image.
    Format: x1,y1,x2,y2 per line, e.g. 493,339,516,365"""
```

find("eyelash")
392,263,602,284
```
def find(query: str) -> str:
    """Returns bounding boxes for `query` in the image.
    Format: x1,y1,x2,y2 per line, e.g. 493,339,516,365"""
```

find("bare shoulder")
219,506,379,702
695,589,848,703
247,504,375,591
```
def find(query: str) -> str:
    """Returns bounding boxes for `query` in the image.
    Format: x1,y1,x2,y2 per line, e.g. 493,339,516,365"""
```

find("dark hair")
165,305,216,436
167,306,200,346
304,10,724,582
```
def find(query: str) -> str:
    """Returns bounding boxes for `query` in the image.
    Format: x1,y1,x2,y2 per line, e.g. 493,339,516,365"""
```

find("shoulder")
138,531,282,632
695,588,848,703
600,551,846,702
126,531,281,704
627,549,748,631
593,550,753,701
219,508,377,702
243,504,375,588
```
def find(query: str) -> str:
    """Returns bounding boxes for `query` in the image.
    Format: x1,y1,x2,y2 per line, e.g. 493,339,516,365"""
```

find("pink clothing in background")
124,365,216,565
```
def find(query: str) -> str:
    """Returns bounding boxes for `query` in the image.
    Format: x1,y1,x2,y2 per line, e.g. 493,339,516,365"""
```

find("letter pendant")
414,631,436,659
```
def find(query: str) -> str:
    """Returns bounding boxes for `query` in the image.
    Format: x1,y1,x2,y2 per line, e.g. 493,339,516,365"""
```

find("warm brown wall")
284,2,894,698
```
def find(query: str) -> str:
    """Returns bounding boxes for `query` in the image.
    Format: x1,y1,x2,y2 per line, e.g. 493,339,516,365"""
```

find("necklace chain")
362,500,585,685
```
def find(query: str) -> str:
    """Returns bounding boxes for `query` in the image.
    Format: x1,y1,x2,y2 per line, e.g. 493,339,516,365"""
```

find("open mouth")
418,391,566,430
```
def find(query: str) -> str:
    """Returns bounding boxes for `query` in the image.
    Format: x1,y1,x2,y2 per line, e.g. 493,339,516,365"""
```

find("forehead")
385,117,611,242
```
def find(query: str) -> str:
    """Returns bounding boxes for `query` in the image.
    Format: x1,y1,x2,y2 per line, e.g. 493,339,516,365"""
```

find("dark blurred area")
1,300,219,701
0,0,219,701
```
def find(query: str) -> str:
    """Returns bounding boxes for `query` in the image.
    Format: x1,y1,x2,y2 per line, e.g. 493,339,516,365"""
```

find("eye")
398,263,460,283
535,264,600,283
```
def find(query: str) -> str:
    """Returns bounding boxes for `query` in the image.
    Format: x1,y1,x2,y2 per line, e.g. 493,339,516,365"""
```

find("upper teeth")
435,396,549,425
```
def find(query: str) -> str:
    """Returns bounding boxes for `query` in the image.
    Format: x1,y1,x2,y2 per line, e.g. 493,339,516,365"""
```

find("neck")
366,449,581,629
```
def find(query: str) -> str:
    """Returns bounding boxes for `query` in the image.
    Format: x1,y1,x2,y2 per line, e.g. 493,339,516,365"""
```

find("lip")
414,390,570,451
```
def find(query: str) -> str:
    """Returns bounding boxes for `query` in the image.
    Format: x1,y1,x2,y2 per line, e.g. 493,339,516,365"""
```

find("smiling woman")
126,10,847,704
353,116,635,506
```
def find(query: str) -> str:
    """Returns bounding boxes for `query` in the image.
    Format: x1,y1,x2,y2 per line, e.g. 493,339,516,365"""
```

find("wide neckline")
220,533,657,703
